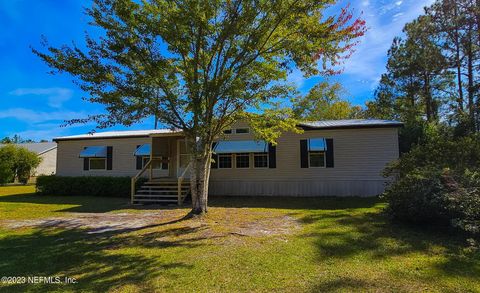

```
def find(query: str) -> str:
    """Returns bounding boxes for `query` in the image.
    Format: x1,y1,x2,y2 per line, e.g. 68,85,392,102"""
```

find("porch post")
149,135,153,181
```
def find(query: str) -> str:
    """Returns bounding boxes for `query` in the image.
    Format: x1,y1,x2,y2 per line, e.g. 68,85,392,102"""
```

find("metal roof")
54,129,180,141
298,119,403,129
53,119,402,142
0,142,57,155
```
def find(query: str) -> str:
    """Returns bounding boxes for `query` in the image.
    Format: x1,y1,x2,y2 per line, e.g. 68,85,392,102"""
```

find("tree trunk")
424,73,433,121
466,27,475,131
189,140,212,215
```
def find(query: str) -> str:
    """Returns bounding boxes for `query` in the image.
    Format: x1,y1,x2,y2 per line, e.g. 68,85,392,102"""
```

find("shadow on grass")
208,195,381,210
302,210,480,292
0,220,211,292
0,192,381,214
0,192,191,213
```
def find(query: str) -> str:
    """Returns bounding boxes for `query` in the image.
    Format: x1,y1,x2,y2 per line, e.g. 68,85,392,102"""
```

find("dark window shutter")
135,145,142,170
300,139,308,168
211,142,218,169
83,158,89,171
326,139,334,168
268,143,276,168
106,146,113,170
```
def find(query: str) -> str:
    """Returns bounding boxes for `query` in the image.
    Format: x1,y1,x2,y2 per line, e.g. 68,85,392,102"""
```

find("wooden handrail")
131,157,169,204
131,159,153,204
177,162,191,206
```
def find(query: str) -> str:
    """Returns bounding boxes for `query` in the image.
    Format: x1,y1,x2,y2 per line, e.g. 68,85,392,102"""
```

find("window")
235,153,250,168
223,129,232,134
218,154,232,168
254,152,268,168
89,158,106,170
309,151,325,168
235,128,249,134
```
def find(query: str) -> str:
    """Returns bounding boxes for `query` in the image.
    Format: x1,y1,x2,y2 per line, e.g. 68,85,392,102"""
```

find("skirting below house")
208,179,388,197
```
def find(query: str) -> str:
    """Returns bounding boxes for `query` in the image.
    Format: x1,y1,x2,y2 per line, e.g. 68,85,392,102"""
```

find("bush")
0,144,41,184
0,145,17,184
36,175,146,198
384,168,480,236
383,125,480,237
383,168,450,224
15,147,42,184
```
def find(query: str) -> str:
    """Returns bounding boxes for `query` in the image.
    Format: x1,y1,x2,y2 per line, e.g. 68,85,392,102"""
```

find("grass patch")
0,186,478,292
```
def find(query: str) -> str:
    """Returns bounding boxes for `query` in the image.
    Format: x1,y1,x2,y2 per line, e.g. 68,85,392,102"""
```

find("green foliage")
0,145,16,184
1,135,36,144
33,0,365,139
383,126,480,236
33,0,366,212
0,145,41,184
15,148,42,184
367,0,480,132
292,81,365,120
36,175,146,197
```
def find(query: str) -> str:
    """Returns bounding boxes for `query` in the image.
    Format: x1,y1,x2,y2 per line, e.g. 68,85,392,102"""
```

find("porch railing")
130,157,169,204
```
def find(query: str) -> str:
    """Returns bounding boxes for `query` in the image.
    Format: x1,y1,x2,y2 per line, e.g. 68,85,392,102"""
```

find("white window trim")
89,157,107,171
234,128,250,134
218,153,233,169
308,151,326,168
235,153,251,169
253,152,269,169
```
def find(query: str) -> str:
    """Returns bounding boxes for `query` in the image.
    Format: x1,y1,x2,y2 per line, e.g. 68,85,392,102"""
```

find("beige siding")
56,137,169,177
34,148,57,176
209,121,399,196
55,121,399,197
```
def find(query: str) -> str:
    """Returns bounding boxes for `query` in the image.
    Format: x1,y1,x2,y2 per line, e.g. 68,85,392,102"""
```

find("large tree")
293,81,365,120
368,16,453,124
34,0,365,214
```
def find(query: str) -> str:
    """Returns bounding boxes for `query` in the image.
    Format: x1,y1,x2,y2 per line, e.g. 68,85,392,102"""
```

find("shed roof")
0,142,57,155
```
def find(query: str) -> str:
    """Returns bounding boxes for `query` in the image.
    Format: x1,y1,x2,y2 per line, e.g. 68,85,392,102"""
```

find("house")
53,119,402,204
0,142,57,181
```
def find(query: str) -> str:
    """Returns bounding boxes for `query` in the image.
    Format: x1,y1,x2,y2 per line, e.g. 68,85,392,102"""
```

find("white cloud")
396,1,403,6
0,108,101,141
0,108,87,123
9,87,73,108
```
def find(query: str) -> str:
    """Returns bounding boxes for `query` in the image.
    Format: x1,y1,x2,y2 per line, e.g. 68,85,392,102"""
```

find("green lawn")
0,185,478,292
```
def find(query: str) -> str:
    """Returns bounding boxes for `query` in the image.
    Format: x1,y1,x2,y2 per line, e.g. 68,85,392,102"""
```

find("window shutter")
211,142,218,169
268,143,276,168
326,139,334,168
135,145,142,170
106,146,113,170
300,139,308,168
83,158,89,171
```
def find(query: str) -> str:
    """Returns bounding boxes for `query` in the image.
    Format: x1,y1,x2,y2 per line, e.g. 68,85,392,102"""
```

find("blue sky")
0,0,434,141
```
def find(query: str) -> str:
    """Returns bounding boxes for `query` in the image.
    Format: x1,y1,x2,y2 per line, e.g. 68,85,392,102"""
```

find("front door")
177,139,190,178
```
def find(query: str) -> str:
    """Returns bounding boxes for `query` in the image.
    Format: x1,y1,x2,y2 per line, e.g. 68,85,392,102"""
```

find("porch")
131,134,191,205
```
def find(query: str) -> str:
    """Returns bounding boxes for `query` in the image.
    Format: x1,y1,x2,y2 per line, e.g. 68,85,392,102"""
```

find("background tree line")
362,0,480,240
366,0,479,151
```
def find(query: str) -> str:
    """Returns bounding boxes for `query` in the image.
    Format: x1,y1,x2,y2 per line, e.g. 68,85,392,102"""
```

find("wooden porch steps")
132,179,190,205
